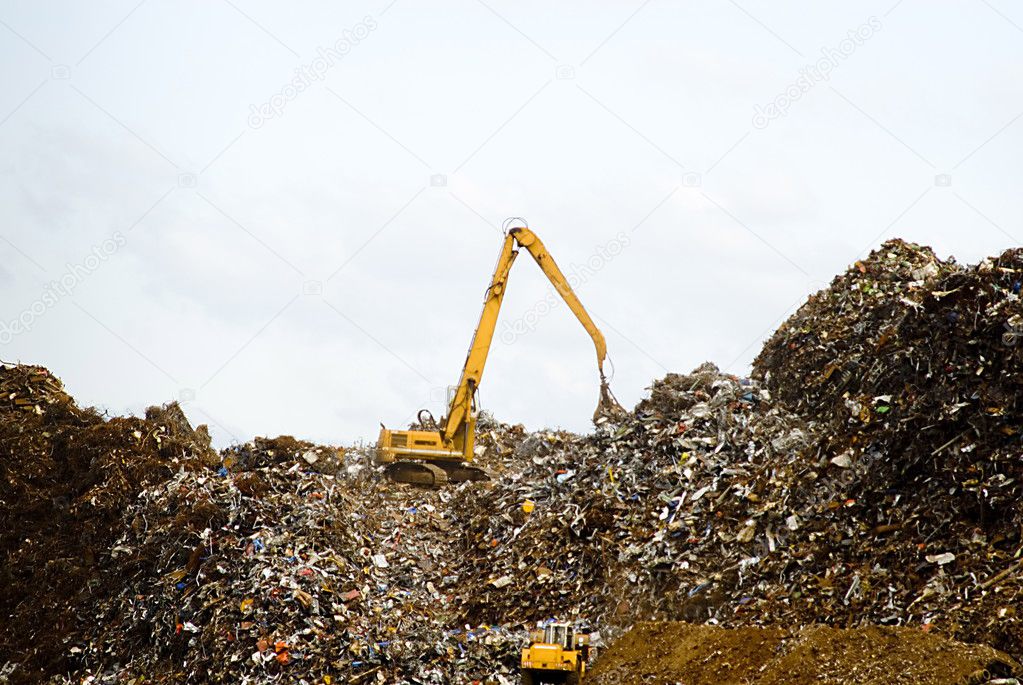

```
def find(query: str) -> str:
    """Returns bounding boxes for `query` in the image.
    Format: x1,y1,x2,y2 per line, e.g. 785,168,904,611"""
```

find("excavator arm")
442,227,622,445
376,225,624,487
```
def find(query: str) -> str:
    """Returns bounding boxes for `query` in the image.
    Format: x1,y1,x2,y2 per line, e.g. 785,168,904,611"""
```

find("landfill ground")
587,623,1019,685
2,238,1023,684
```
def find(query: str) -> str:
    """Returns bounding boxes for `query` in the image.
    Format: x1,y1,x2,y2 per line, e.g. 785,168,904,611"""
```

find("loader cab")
521,623,590,684
544,623,574,649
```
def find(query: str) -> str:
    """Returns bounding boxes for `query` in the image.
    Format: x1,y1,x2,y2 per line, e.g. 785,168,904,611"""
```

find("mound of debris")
449,363,811,627
446,244,1023,657
753,240,1023,653
6,239,1023,682
0,364,217,682
0,364,532,684
222,435,346,474
65,452,524,684
588,622,1020,685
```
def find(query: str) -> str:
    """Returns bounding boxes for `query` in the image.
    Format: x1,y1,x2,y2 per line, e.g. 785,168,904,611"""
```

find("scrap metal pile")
0,365,218,683
66,439,524,684
452,241,1023,657
2,239,1023,683
447,363,811,628
753,240,1023,653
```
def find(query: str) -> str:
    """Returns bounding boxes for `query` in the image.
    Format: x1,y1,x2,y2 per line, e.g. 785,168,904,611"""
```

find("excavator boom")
376,225,624,486
443,227,622,445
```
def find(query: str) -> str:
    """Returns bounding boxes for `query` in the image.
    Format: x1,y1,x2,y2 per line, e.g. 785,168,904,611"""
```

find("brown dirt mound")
589,622,1021,685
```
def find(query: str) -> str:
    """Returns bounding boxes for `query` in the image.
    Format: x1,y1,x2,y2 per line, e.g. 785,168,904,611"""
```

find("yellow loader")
520,622,591,685
376,224,624,487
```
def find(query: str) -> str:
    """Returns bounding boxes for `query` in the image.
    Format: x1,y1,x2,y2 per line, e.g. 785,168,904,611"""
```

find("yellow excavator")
376,224,623,486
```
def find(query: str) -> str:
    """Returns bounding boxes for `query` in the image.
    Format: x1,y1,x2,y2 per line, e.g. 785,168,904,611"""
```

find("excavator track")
436,462,491,482
384,461,449,488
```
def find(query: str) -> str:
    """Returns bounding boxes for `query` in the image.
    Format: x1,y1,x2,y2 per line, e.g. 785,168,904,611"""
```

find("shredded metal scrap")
2,240,1023,683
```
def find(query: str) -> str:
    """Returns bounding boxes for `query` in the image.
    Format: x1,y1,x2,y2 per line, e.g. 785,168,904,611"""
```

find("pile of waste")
588,622,1020,685
450,241,1023,659
448,363,811,629
4,239,1023,682
752,240,1023,653
64,443,524,684
0,364,217,681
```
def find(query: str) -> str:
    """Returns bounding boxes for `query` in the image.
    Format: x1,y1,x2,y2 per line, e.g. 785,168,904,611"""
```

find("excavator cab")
376,408,483,486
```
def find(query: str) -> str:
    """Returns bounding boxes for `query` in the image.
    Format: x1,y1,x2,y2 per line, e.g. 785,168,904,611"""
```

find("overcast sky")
1,0,1021,447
